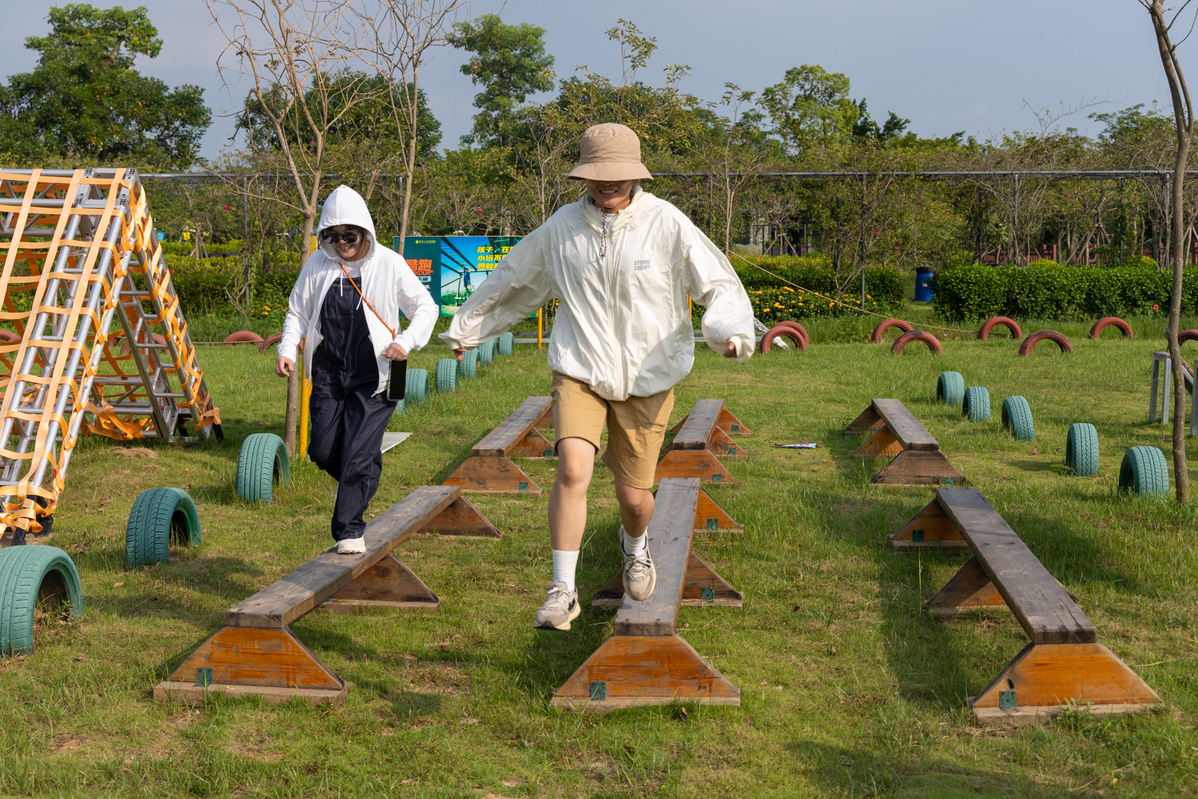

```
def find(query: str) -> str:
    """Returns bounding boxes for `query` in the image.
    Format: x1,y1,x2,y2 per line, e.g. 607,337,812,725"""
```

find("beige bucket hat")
566,123,654,181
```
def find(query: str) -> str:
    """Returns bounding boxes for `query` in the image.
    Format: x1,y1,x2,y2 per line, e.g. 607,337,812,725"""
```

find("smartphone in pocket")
386,358,407,402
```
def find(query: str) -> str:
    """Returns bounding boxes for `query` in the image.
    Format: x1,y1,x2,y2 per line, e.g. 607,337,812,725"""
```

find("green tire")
936,371,965,407
962,386,991,422
126,487,202,567
1119,446,1169,497
435,358,458,393
0,545,83,656
498,331,515,356
236,432,291,503
407,368,428,403
459,348,479,379
478,339,496,365
1065,423,1099,477
1001,396,1035,441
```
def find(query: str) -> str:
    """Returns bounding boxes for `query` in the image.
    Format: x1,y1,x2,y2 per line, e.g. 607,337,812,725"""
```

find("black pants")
307,276,397,542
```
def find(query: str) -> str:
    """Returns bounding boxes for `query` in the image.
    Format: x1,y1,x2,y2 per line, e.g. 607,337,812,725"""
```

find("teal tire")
1065,423,1099,477
962,386,991,422
126,487,202,567
236,432,291,503
936,371,965,407
0,545,83,656
435,358,458,392
1119,446,1169,497
1001,396,1035,441
459,348,479,379
498,331,515,356
478,339,496,365
407,368,428,403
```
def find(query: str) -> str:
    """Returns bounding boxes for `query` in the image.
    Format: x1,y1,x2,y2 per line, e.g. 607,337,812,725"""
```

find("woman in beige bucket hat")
442,122,754,631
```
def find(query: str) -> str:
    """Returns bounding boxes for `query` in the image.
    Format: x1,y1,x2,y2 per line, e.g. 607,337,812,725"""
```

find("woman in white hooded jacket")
277,185,438,554
441,124,754,630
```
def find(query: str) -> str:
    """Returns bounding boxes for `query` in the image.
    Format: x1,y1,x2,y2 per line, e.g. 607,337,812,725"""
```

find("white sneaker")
623,543,656,601
534,582,580,631
335,537,365,555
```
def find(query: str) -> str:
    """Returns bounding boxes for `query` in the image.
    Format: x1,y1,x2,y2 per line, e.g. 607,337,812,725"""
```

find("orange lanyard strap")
338,262,396,339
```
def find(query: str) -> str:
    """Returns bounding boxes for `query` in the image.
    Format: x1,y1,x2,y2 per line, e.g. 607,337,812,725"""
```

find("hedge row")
732,255,905,324
929,263,1196,321
164,253,298,325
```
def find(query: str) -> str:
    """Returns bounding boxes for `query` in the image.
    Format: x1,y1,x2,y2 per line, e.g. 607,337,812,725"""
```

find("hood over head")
316,185,377,262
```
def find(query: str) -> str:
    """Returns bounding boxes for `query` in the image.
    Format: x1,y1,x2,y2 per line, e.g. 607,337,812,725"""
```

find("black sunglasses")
324,229,362,244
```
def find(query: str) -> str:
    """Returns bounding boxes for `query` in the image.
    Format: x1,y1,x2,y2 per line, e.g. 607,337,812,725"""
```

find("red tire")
1018,329,1073,356
776,320,810,346
891,330,943,355
258,332,283,354
1089,317,1133,340
976,316,1023,340
224,331,264,346
761,323,807,353
871,318,912,343
1177,329,1198,346
0,330,19,343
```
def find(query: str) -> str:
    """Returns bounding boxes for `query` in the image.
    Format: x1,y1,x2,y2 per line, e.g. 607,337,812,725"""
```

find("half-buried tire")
236,433,291,503
1119,446,1169,497
0,545,83,656
1065,423,1099,477
126,487,202,567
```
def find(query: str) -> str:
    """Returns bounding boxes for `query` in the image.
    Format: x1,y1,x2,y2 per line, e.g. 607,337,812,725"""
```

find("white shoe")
623,543,656,601
335,537,365,555
534,582,580,631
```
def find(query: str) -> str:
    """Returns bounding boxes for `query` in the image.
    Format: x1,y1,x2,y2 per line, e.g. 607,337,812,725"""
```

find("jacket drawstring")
599,209,611,260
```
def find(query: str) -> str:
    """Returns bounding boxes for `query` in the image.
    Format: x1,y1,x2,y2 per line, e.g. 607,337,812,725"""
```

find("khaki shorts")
550,372,674,490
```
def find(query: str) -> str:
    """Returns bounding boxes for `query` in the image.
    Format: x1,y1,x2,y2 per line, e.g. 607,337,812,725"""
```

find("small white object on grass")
773,443,818,449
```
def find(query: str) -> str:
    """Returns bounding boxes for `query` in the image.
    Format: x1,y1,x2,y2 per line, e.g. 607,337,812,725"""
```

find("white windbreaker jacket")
278,185,438,395
440,189,754,401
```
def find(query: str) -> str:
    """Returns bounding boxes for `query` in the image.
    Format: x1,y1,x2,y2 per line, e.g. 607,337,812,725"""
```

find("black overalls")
307,274,397,542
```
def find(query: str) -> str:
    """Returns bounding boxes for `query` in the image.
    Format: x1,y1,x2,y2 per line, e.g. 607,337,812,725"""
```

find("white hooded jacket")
278,185,438,395
440,189,754,401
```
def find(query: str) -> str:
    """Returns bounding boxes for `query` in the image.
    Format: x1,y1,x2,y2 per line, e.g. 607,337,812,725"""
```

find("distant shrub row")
929,263,1194,320
731,255,905,324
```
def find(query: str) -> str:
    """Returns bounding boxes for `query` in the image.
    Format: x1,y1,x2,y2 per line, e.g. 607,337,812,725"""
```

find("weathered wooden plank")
473,396,552,456
613,478,699,636
591,548,743,609
227,485,458,629
936,488,1096,644
871,399,938,451
670,399,724,450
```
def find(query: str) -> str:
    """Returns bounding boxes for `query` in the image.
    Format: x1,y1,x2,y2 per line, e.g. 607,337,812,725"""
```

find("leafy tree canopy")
759,64,859,155
448,14,554,148
0,4,211,168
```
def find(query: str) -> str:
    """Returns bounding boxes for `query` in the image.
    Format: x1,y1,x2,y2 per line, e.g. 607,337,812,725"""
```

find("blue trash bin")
915,266,934,302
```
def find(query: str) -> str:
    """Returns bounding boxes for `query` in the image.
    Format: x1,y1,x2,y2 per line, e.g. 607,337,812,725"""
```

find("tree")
0,4,211,168
1139,0,1194,504
448,14,554,148
759,65,859,156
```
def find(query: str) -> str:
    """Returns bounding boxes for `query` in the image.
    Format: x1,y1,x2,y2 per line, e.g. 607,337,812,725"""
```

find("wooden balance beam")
153,485,498,706
844,398,964,486
551,478,741,710
919,488,1161,723
443,396,554,495
655,399,749,485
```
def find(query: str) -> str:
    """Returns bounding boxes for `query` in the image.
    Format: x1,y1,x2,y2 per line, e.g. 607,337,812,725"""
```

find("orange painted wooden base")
926,556,1005,614
443,456,543,496
891,497,966,548
319,552,440,612
694,489,741,533
854,427,902,459
654,449,734,484
872,450,965,486
970,642,1162,722
550,634,740,710
708,426,747,460
591,551,744,610
421,495,502,538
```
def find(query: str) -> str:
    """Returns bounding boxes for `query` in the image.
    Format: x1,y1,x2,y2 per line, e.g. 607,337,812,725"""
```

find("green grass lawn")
3,317,1198,798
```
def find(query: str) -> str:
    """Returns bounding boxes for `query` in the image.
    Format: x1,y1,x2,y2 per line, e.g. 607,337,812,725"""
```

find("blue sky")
0,0,1182,163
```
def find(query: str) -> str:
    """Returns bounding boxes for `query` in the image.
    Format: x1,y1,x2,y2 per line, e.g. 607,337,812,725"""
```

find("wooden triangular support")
854,427,902,459
319,552,440,612
655,449,734,485
872,450,965,486
970,642,1162,724
420,494,501,538
550,634,740,710
508,426,555,459
708,426,747,460
716,405,750,437
926,556,1003,615
844,404,885,435
694,489,741,533
443,456,543,497
891,496,966,548
591,551,743,610
153,626,347,706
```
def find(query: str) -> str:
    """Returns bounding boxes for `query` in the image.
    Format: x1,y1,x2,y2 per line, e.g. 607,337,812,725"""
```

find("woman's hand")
276,356,295,377
383,343,409,361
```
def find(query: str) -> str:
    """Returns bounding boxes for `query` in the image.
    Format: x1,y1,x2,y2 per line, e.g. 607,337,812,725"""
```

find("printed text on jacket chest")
632,259,652,271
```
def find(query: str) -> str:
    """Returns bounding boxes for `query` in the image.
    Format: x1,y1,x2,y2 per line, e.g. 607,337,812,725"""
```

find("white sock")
551,549,579,592
622,528,646,556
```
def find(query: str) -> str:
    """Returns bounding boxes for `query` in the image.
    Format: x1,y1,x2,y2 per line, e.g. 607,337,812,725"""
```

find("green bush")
930,263,1193,320
731,255,904,325
164,252,297,327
